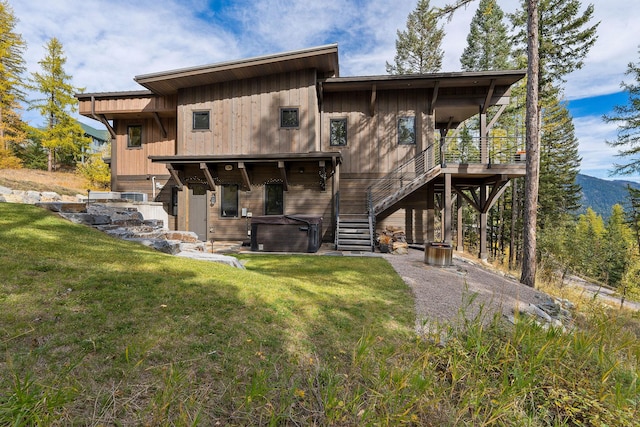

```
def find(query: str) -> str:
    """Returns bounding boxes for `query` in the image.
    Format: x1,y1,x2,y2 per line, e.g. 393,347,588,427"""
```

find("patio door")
188,184,208,241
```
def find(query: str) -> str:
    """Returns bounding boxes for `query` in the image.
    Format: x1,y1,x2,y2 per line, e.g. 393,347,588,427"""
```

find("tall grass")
1,203,639,425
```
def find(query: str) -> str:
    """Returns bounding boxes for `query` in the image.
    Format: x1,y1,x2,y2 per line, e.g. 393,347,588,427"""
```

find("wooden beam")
429,81,440,114
319,160,326,191
99,115,116,140
486,104,507,131
200,163,216,191
278,161,289,191
153,112,168,138
482,79,496,114
483,179,510,213
454,186,481,212
167,164,183,190
238,162,251,191
370,84,377,117
316,81,323,112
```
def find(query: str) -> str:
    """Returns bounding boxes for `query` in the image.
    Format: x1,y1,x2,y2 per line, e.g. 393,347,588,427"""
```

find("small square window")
193,111,210,130
280,108,299,128
398,116,416,145
127,125,142,148
330,118,347,146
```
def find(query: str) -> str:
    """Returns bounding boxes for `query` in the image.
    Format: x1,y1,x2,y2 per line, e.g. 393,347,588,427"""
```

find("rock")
0,195,5,203
41,191,61,201
164,231,199,243
176,251,245,269
63,213,112,226
0,185,11,195
24,190,41,204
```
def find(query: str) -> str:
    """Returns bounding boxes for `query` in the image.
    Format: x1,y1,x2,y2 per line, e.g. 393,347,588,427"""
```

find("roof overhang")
151,152,342,191
321,70,526,129
135,44,340,96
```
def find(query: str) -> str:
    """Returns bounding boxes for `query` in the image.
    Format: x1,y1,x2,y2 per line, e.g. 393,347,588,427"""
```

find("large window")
280,107,299,128
193,111,210,130
398,116,416,145
330,118,347,146
127,125,142,148
221,184,239,218
265,184,284,215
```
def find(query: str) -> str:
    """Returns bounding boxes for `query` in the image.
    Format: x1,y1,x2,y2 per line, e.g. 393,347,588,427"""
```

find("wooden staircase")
335,214,374,252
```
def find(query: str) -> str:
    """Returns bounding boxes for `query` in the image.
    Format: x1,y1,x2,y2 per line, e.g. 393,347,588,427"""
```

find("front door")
188,184,208,241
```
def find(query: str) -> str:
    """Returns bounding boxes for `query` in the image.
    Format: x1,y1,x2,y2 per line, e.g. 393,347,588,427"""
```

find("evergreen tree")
538,91,582,229
386,0,445,74
574,207,605,279
0,0,27,153
603,48,640,175
511,0,599,101
460,0,513,71
29,38,89,171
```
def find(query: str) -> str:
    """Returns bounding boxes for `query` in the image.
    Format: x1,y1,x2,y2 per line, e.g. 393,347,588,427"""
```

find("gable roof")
134,44,340,96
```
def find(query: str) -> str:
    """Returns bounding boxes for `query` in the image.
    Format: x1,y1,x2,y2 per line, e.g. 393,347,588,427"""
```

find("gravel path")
381,249,552,331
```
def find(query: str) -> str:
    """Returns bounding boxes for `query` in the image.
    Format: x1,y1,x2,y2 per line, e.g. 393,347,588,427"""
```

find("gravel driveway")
381,249,551,331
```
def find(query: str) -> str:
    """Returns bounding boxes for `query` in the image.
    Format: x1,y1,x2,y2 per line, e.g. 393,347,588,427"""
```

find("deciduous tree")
29,38,89,171
0,0,27,154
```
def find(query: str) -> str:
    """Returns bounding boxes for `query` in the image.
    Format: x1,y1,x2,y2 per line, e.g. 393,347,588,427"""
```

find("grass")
1,203,640,425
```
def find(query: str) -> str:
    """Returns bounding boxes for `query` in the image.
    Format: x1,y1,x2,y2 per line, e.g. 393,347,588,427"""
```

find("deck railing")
367,135,525,216
367,143,440,213
442,135,526,165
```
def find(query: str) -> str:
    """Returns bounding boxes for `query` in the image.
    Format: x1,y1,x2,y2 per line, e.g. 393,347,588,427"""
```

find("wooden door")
188,184,208,241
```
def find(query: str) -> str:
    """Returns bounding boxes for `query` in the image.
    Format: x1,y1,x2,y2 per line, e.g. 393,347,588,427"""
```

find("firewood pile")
377,226,409,254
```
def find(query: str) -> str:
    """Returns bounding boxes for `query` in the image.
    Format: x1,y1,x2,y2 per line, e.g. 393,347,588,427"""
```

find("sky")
10,0,640,181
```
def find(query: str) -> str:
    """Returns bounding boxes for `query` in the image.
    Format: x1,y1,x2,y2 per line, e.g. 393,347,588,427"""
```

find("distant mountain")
575,174,640,219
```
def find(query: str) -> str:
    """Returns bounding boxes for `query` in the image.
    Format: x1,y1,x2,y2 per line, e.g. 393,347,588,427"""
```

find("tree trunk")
520,0,540,287
509,178,518,270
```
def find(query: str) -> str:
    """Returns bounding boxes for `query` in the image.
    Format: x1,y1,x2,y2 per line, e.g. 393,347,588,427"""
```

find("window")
192,111,210,130
280,108,299,128
171,186,179,216
221,184,239,218
398,116,416,145
127,125,142,148
265,184,284,215
330,118,347,146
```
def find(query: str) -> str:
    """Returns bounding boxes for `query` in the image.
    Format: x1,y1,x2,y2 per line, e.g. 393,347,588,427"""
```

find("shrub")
77,154,110,189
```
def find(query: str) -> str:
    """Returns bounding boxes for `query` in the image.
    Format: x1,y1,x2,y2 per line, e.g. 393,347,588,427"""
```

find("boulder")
0,185,11,195
176,251,245,269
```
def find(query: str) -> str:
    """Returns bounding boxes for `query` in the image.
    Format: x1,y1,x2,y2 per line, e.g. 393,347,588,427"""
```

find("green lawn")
2,203,639,426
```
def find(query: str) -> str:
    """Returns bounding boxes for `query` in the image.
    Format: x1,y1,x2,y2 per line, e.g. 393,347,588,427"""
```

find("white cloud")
10,0,640,180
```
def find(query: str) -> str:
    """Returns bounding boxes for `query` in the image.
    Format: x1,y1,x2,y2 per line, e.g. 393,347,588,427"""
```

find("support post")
405,208,414,244
479,184,488,260
457,196,463,251
426,182,435,243
444,173,452,244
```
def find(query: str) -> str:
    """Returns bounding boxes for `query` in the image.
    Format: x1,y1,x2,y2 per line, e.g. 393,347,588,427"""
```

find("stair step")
338,239,372,246
339,228,370,234
337,244,373,251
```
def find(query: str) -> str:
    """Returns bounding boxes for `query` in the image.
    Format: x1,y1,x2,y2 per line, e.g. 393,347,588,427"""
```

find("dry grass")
0,168,91,196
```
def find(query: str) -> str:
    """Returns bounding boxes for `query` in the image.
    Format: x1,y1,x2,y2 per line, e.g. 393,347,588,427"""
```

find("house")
79,121,110,158
76,44,526,259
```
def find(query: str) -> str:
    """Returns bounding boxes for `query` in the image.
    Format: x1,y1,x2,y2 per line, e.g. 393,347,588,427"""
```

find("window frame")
220,184,239,218
397,116,416,145
280,107,300,129
264,183,284,215
127,124,142,149
192,110,211,131
329,118,348,146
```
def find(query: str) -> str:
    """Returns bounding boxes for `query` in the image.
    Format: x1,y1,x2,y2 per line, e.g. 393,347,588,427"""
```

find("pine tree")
603,48,640,175
460,0,513,71
29,38,89,171
537,91,582,229
386,0,445,74
0,0,27,153
511,0,599,101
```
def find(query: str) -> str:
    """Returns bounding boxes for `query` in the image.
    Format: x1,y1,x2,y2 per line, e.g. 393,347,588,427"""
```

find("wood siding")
177,69,319,156
113,118,176,177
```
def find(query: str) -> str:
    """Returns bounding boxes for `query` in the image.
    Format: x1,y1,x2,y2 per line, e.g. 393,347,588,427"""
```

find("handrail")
367,143,440,215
